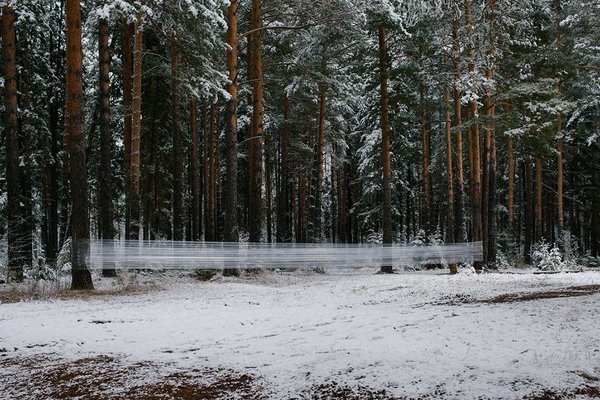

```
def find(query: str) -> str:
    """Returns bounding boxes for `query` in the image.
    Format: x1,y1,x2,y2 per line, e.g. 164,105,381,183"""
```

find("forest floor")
1,268,600,399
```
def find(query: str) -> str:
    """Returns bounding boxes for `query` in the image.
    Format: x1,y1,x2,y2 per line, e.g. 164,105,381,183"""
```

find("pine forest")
1,1,600,398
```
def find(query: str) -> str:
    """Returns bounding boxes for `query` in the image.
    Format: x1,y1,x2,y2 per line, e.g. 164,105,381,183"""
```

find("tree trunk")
145,76,159,239
277,88,291,243
203,101,210,240
58,156,70,251
378,26,393,273
98,18,116,277
343,146,352,242
206,102,217,241
298,171,308,243
444,55,457,274
486,120,497,263
18,27,34,275
248,0,264,243
524,161,533,263
65,0,93,289
507,104,515,233
309,51,327,243
171,31,184,240
190,99,200,241
130,13,143,240
419,83,433,235
216,122,222,241
3,5,25,282
483,0,497,265
452,17,465,244
535,149,543,242
465,0,483,270
223,1,239,274
44,30,60,265
265,134,273,243
122,20,133,239
556,19,564,234
591,169,599,257
223,0,239,246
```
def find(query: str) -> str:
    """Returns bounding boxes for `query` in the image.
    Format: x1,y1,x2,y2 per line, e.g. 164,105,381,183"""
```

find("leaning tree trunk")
248,0,264,243
130,13,143,241
378,26,393,274
3,5,25,282
65,0,93,289
98,18,116,277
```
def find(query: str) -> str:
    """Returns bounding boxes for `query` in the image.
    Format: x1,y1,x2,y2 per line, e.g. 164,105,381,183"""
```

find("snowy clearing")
1,269,600,399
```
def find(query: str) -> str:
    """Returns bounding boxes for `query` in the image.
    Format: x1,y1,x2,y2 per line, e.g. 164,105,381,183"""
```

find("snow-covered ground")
1,269,600,399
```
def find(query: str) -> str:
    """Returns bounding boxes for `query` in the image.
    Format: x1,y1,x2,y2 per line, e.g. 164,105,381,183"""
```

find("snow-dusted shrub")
495,249,512,269
557,230,580,269
366,230,382,244
395,231,408,244
580,254,600,268
410,229,427,246
238,230,250,244
497,231,519,259
56,238,72,273
429,228,443,246
457,263,476,274
531,240,565,271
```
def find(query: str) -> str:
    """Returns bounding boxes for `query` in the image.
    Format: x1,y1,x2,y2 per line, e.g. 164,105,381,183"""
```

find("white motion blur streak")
87,240,483,270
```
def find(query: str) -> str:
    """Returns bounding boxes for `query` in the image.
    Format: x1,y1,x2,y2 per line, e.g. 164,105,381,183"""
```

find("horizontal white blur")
86,240,483,270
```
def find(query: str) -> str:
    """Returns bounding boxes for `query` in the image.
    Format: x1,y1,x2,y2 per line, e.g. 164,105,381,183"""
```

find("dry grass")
0,278,162,304
0,353,264,400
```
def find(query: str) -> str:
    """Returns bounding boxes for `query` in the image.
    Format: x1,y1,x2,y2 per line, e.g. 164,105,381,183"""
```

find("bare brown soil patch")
0,353,263,400
485,284,600,304
523,385,600,400
307,381,398,399
438,285,600,306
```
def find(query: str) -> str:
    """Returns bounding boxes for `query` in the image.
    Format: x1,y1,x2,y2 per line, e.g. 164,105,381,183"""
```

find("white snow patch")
1,269,599,398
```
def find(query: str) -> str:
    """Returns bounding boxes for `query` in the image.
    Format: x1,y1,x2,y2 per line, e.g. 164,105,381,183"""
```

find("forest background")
1,0,599,288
